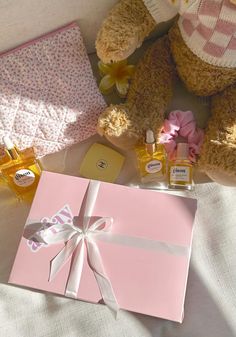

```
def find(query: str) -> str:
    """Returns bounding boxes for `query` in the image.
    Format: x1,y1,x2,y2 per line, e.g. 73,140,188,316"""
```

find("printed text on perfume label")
170,166,190,182
13,169,35,187
145,160,162,173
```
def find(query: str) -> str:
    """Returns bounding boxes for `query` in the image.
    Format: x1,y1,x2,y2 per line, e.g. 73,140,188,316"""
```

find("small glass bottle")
135,129,167,186
0,144,12,184
168,143,193,191
1,136,42,201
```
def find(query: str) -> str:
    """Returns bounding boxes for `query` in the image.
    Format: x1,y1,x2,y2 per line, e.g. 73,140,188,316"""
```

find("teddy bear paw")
97,104,139,149
206,168,236,187
96,0,156,63
96,27,140,64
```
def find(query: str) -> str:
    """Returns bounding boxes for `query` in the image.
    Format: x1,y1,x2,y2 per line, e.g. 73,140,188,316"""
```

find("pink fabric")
159,110,204,162
144,0,236,67
180,0,236,63
0,23,106,157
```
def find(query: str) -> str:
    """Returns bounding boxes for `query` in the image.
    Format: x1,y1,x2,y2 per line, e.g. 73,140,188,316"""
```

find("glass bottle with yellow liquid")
168,143,193,191
0,144,12,184
1,136,42,201
136,130,167,187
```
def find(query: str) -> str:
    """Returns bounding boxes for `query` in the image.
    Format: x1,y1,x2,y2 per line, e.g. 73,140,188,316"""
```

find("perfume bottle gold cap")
176,143,189,159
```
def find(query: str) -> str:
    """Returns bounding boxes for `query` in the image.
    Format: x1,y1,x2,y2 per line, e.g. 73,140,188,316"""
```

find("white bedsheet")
0,1,236,336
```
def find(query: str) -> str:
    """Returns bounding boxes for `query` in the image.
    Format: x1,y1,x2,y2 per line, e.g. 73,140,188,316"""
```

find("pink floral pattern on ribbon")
159,110,204,162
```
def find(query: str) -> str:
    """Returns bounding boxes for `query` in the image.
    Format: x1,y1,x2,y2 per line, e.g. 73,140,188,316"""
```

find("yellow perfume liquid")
0,145,12,184
136,130,167,185
1,136,42,202
168,143,193,191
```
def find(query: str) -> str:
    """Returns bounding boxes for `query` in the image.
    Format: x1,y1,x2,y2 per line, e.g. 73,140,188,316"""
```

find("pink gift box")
9,171,197,322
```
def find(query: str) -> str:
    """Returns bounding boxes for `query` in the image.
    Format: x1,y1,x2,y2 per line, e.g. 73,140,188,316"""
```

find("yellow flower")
98,60,135,98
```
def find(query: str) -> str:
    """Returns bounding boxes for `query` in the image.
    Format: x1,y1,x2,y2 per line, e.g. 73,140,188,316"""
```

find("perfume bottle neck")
146,143,156,155
7,147,20,160
2,136,20,160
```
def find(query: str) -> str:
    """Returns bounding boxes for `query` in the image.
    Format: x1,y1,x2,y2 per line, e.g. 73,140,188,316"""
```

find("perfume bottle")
1,136,42,201
168,143,193,191
0,145,12,184
136,130,167,185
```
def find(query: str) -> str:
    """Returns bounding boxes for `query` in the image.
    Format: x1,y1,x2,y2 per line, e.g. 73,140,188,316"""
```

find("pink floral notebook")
0,23,106,157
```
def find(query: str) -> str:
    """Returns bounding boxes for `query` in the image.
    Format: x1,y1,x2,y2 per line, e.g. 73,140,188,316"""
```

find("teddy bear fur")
96,0,236,185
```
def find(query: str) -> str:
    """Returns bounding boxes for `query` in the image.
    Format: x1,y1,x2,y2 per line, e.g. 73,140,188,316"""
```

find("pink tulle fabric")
159,110,204,162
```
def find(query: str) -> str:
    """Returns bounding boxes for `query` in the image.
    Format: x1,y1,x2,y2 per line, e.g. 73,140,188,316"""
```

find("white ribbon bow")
30,180,191,316
34,180,119,314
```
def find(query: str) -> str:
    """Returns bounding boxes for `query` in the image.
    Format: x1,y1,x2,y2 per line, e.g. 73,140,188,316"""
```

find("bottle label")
145,160,162,173
170,166,190,182
13,169,35,187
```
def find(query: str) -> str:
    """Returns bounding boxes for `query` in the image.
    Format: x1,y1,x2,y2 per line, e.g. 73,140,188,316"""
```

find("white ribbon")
30,180,191,316
33,180,119,314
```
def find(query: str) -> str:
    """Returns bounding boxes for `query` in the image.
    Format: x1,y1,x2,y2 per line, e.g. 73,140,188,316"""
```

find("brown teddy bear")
95,0,236,185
